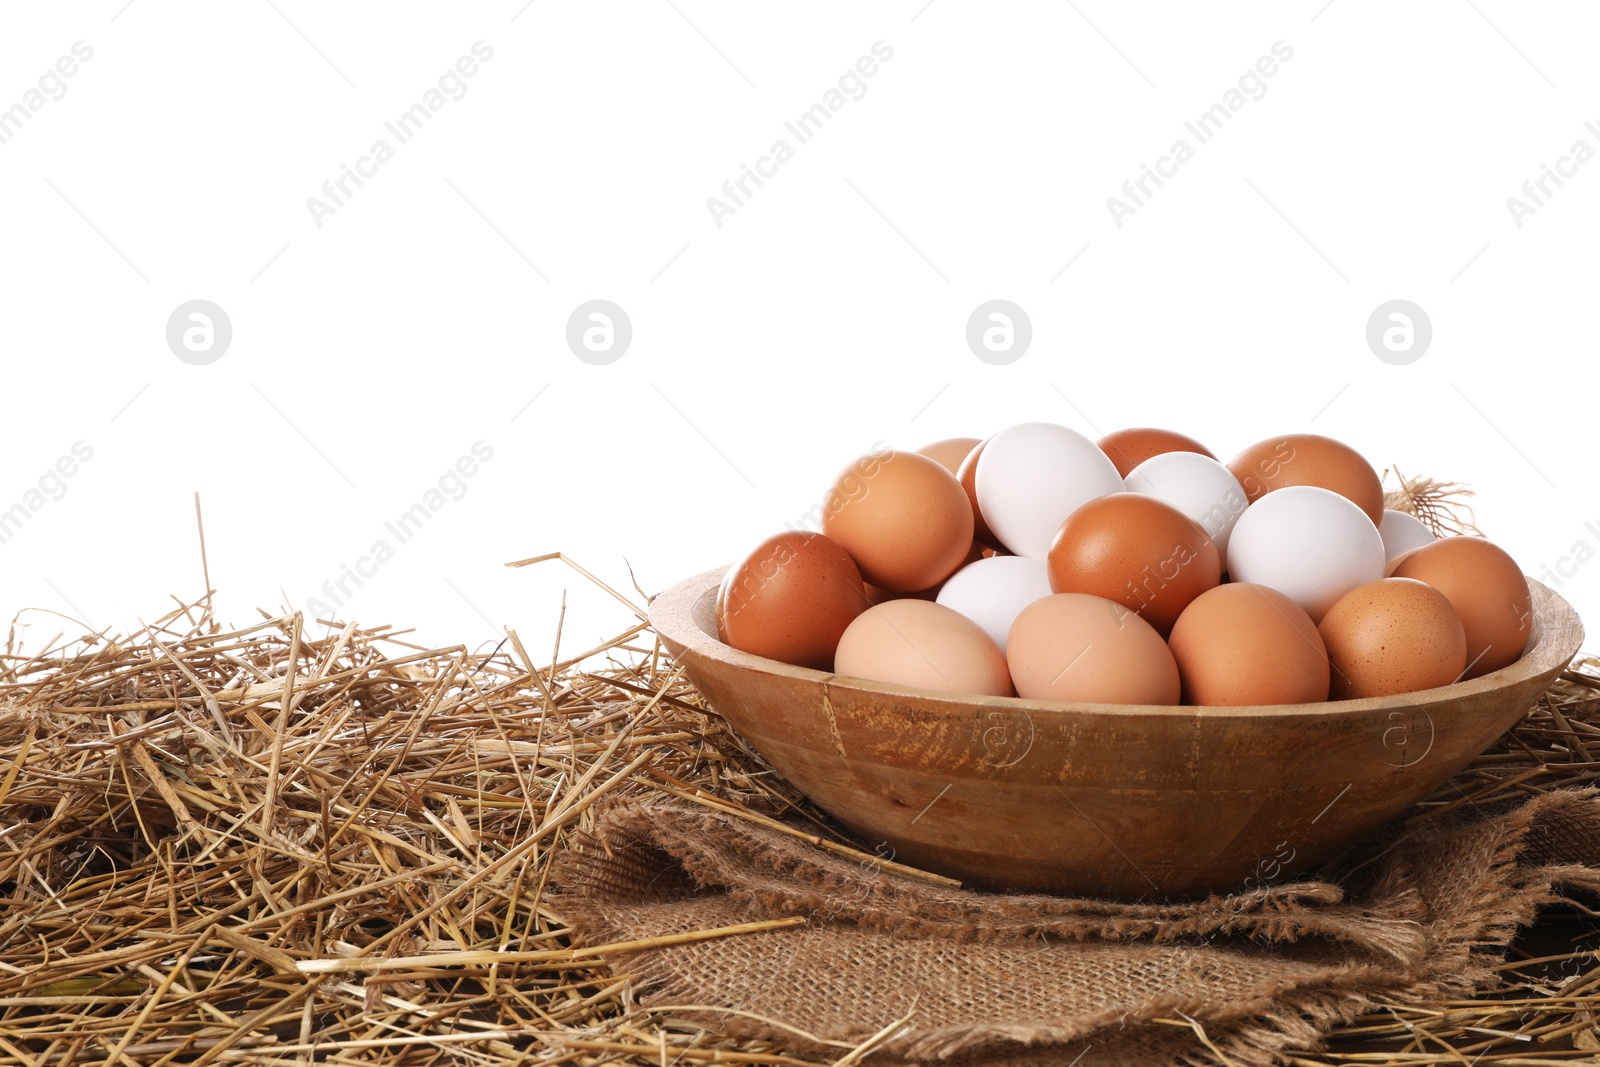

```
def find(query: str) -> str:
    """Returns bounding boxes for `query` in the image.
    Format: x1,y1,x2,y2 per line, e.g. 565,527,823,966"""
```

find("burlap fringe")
551,789,1600,1067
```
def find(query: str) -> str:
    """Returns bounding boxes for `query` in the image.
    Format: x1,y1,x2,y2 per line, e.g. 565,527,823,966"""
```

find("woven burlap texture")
548,789,1600,1067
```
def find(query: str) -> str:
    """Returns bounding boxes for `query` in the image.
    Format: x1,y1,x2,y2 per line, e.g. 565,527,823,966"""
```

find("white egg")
935,555,1053,651
1378,509,1436,560
1226,485,1385,621
974,422,1125,558
1124,452,1250,563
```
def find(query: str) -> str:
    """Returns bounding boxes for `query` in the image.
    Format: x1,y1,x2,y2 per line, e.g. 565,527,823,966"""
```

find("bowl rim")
649,566,1584,720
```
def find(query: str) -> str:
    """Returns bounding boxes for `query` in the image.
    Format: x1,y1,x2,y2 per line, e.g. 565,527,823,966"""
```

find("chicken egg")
1168,583,1329,705
935,555,1053,651
1006,593,1180,704
1047,493,1221,635
916,437,983,475
1096,427,1216,479
1124,451,1250,564
834,599,1013,696
716,531,867,670
1378,510,1436,561
1389,536,1531,678
1317,578,1467,698
862,540,987,605
1226,485,1385,622
822,450,974,593
1227,434,1385,527
956,438,1001,547
975,422,1125,558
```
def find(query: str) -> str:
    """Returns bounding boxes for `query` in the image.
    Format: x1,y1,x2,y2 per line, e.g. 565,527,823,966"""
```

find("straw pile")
0,562,892,1066
0,482,1593,1065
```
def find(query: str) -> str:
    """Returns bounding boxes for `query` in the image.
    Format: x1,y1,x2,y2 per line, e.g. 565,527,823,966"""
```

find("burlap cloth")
548,789,1600,1066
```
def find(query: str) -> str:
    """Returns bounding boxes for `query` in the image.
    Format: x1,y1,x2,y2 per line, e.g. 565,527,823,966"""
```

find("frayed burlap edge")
547,789,1600,1067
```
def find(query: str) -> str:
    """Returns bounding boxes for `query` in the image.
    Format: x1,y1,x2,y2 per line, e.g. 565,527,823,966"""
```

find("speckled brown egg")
1318,578,1467,699
1046,493,1221,635
1096,427,1216,479
821,450,974,593
1226,434,1385,527
1389,536,1532,678
716,531,867,670
916,437,982,475
1168,583,1329,705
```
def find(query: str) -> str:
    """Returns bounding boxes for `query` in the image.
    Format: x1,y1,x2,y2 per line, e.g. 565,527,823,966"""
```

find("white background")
0,1,1595,661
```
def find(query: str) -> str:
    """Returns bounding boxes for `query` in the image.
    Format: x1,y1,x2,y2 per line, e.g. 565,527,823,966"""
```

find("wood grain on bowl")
650,568,1583,899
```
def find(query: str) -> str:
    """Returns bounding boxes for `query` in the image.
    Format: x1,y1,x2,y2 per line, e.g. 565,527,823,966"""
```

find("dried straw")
0,511,1592,1063
1290,654,1600,1065
1383,469,1482,538
0,577,870,1066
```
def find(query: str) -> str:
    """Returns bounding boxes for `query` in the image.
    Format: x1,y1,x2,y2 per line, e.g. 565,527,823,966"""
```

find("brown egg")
1383,548,1416,577
823,450,974,592
955,438,1001,546
1318,578,1467,699
1006,593,1179,704
1226,434,1384,527
1168,583,1329,705
863,541,986,605
915,437,982,475
1389,537,1532,678
834,599,1013,696
1046,493,1221,635
1096,427,1216,479
717,531,868,670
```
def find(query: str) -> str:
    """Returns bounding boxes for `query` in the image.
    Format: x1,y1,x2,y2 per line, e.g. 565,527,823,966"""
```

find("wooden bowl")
650,569,1583,898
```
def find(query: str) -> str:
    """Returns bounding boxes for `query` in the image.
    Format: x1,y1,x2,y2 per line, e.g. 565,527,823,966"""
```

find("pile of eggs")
715,424,1534,706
